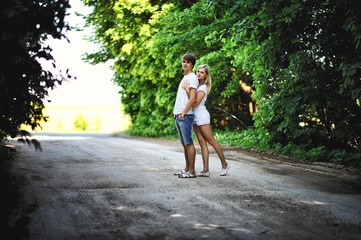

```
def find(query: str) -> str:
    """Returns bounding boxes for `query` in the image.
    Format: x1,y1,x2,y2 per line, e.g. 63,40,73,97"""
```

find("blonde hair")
197,64,212,94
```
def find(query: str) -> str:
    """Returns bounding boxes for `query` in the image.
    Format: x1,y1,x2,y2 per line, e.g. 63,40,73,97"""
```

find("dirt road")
2,133,361,239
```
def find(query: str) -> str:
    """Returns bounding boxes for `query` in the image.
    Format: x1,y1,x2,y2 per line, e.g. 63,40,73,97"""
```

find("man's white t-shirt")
173,72,198,115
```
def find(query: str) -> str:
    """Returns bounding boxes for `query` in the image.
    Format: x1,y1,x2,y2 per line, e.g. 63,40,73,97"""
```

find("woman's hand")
182,81,190,93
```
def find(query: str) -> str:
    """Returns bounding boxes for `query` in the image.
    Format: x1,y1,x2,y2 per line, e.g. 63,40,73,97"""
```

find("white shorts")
194,116,210,126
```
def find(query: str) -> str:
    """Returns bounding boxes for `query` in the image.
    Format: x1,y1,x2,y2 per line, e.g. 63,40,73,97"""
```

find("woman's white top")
194,84,210,126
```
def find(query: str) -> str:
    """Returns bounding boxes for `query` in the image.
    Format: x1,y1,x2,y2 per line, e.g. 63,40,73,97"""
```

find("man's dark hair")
182,53,196,66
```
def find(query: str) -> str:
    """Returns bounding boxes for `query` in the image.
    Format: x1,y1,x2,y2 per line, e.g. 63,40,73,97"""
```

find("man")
173,53,198,178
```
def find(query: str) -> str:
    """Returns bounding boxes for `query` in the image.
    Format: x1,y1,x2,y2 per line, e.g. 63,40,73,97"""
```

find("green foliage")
83,0,255,137
82,0,361,166
216,129,361,167
211,0,361,164
73,113,89,131
0,0,73,140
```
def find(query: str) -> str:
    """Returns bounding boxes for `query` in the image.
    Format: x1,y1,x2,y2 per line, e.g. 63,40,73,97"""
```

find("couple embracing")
173,53,230,178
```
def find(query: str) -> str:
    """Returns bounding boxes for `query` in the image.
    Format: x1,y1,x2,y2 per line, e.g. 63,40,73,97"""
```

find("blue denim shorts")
174,114,194,145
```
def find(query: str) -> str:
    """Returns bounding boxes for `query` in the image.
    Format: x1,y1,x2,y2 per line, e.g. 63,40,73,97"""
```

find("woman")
184,64,230,176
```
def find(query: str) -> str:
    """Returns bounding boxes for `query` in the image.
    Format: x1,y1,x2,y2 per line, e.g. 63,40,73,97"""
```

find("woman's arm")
183,82,205,108
193,91,205,108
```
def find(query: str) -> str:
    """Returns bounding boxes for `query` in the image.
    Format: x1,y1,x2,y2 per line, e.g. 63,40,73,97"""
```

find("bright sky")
45,0,121,108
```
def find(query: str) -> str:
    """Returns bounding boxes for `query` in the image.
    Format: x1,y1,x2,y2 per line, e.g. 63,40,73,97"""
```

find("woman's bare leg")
198,124,228,169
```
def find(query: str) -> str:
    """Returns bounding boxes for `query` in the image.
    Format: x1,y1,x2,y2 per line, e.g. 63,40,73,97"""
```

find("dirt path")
2,133,361,239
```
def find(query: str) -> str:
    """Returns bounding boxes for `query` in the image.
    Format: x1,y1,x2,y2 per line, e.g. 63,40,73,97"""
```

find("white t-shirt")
194,84,210,125
173,72,198,115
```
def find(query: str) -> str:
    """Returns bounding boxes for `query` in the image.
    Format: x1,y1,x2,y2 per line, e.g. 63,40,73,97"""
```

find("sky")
44,0,121,108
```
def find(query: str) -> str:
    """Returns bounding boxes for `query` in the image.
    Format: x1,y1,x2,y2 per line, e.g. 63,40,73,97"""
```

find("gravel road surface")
2,133,361,239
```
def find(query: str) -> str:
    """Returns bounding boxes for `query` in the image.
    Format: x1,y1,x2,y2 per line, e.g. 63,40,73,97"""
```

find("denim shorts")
174,114,194,145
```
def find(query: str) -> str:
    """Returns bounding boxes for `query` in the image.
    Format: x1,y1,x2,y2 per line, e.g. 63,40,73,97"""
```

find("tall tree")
218,0,361,161
83,0,255,136
83,0,184,136
0,0,73,141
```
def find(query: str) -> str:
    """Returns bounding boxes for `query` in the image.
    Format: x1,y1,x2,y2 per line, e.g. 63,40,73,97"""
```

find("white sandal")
220,164,230,176
174,169,186,176
178,172,197,178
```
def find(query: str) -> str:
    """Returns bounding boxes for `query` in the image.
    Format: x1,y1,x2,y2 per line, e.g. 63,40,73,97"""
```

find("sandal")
178,172,197,178
174,169,186,176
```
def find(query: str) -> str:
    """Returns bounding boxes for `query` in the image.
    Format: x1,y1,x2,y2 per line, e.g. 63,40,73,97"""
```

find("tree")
0,0,73,143
74,113,89,131
217,0,361,162
83,0,255,136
